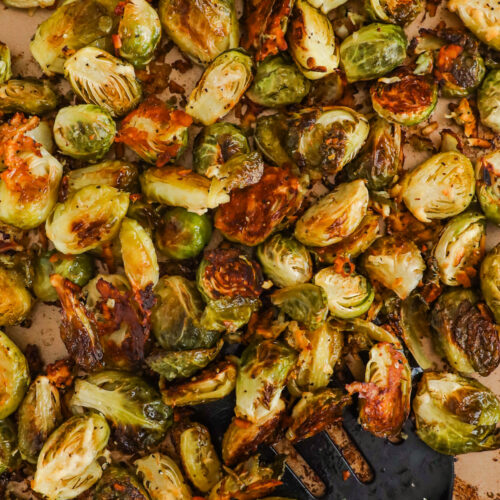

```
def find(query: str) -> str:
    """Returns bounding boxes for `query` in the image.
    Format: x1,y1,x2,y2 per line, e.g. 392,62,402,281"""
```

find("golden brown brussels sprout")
17,376,62,464
93,464,150,500
413,371,500,455
361,235,425,299
347,342,411,439
0,267,32,327
295,180,369,247
287,0,339,80
340,23,407,82
0,43,12,85
186,50,253,126
364,0,423,24
32,413,110,500
0,419,18,475
481,244,500,323
159,0,238,64
46,184,129,254
476,150,500,224
478,69,500,133
401,152,475,223
64,47,142,118
0,79,58,115
116,97,193,166
431,288,500,376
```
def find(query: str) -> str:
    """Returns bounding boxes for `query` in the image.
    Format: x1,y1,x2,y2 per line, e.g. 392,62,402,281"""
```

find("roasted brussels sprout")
257,234,313,288
71,370,173,452
295,180,369,247
186,49,253,126
254,114,296,168
285,107,370,177
413,371,500,454
340,23,407,82
481,244,500,323
433,212,486,287
201,296,261,333
64,47,142,118
0,267,32,327
32,413,110,500
401,152,475,223
53,105,116,162
159,0,238,64
478,69,500,133
431,288,500,376
364,0,423,25
94,464,150,500
287,0,339,80
0,79,58,115
46,185,129,254
17,376,62,464
247,54,310,107
0,43,12,85
314,266,374,319
116,97,192,166
347,342,411,438
476,150,500,224
0,419,18,475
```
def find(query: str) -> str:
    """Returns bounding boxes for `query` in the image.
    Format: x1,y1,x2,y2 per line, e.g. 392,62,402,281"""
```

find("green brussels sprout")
70,370,173,452
431,288,500,376
401,152,475,223
158,0,238,64
314,266,374,319
306,70,345,107
342,317,402,349
257,234,313,288
64,47,142,118
32,414,110,499
476,150,500,224
46,185,129,254
481,244,500,323
0,79,58,115
67,160,140,195
346,342,411,438
30,0,117,76
254,114,296,168
0,43,12,85
17,376,62,464
0,268,32,327
53,105,116,162
116,97,192,166
286,107,369,178
135,452,192,500
271,284,328,330
247,54,310,107
160,359,237,407
478,69,500,133
295,180,369,247
200,296,261,333
340,23,407,82
287,0,339,80
155,207,212,260
186,49,253,126
364,0,423,24
413,371,500,455
361,235,425,300
94,464,150,500
433,212,486,287
193,122,250,176
0,419,18,474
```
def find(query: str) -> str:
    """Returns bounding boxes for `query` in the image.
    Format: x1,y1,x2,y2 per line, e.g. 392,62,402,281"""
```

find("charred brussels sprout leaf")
254,114,296,167
476,150,500,224
200,296,261,333
0,79,58,115
364,0,423,24
0,43,12,85
94,464,150,500
0,419,18,474
0,267,32,327
481,244,500,323
478,69,500,133
413,371,500,454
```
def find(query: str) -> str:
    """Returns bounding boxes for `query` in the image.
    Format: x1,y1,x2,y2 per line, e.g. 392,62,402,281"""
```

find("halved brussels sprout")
156,207,212,260
70,370,173,452
431,288,500,376
186,49,253,126
94,464,150,500
478,69,500,133
347,342,411,439
342,317,402,349
271,284,328,330
286,107,370,177
413,371,500,454
364,0,423,24
287,0,339,80
159,0,238,64
46,184,130,254
361,235,425,299
401,152,475,223
314,266,374,319
0,43,12,85
481,244,500,323
0,267,32,327
340,23,407,82
116,97,192,166
0,79,58,115
30,0,117,76
160,359,237,406
476,150,500,224
64,47,142,118
200,296,261,333
254,114,296,168
306,70,345,106
54,105,116,162
370,71,438,126
32,414,110,500
433,212,486,287
0,419,18,475
17,376,62,464
295,180,369,247
257,234,313,288
247,54,310,107
24,119,54,155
